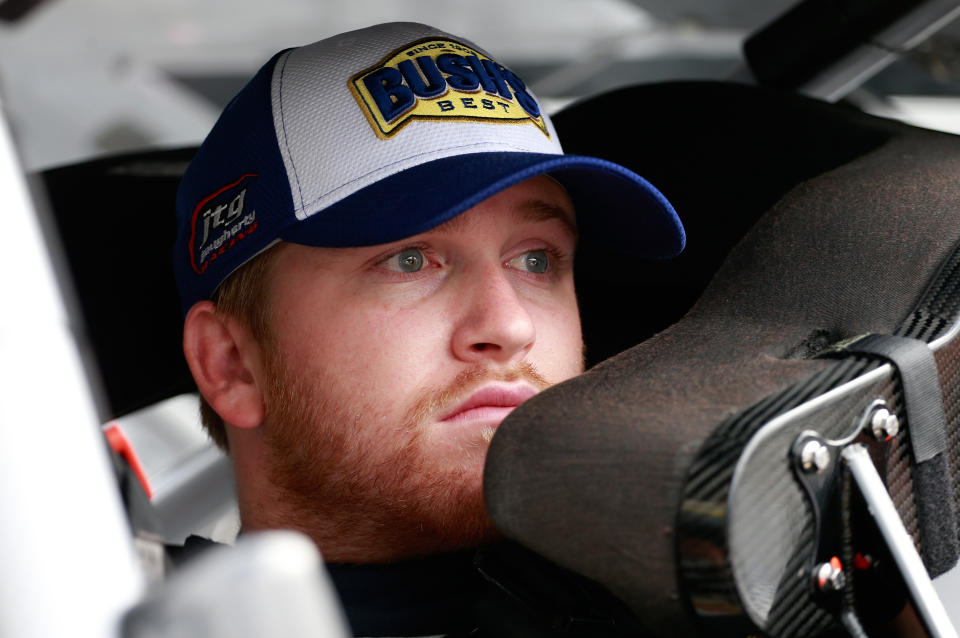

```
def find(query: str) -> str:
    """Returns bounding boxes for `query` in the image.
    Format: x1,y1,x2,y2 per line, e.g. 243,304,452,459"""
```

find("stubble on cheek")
258,349,554,560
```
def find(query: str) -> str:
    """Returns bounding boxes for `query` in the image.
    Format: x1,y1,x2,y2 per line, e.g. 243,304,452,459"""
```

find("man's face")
255,175,583,561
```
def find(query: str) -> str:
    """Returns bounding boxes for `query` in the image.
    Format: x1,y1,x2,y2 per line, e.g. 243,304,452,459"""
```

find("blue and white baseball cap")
174,22,684,314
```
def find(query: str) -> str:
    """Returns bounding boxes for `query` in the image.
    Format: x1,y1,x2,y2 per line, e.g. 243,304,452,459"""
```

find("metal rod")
841,444,958,638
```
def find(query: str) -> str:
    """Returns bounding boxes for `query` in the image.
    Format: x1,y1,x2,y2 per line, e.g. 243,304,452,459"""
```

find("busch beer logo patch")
350,38,548,138
189,174,259,274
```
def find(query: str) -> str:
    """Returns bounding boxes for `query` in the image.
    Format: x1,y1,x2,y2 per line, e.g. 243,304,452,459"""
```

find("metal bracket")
789,399,893,597
790,397,958,637
842,444,958,638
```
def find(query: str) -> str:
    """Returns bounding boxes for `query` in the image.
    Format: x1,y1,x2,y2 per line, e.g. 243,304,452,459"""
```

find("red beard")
261,347,548,562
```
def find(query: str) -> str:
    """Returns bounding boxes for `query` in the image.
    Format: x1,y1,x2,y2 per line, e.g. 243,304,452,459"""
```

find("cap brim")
281,151,685,259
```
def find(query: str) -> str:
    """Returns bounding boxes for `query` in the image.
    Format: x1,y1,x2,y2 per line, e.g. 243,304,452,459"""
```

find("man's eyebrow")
519,199,578,239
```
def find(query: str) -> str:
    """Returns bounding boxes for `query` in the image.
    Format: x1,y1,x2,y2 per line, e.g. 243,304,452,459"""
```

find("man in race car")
174,21,683,635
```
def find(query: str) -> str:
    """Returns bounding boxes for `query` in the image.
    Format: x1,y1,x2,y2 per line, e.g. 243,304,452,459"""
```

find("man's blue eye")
516,250,549,274
389,248,424,273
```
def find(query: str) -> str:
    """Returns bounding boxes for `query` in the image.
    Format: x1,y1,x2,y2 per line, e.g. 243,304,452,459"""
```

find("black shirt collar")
326,550,482,637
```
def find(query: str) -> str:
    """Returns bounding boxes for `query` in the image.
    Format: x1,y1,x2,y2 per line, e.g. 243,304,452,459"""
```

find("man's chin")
259,355,508,561
413,505,502,557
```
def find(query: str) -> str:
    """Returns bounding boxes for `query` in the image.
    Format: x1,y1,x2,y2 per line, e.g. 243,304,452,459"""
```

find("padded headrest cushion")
484,83,960,635
41,148,197,419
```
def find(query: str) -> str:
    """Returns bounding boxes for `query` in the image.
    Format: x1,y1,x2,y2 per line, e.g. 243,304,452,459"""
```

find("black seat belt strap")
844,334,947,462
841,333,958,575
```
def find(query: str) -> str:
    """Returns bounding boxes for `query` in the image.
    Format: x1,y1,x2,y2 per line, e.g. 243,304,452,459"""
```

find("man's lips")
439,384,538,424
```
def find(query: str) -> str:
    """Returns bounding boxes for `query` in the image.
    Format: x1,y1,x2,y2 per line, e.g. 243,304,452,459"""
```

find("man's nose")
451,263,536,365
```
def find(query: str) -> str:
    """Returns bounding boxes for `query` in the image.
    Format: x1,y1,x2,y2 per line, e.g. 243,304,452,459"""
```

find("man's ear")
183,301,264,429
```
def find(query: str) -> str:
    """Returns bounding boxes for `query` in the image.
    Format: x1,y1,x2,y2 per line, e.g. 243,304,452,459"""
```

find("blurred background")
3,0,960,172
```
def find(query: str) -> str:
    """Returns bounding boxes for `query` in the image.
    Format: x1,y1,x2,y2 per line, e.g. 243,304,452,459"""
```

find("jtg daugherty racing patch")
350,38,549,138
189,174,258,275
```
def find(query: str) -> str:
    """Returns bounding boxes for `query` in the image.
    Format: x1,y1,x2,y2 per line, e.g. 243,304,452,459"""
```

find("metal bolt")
813,558,846,591
870,407,900,440
800,440,831,473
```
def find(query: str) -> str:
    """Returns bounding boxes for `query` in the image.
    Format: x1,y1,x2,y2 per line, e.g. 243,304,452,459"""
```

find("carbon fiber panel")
679,239,960,636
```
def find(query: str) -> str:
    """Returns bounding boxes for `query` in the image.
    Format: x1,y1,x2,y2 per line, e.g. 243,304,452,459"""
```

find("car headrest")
39,148,198,420
484,81,960,635
570,81,900,366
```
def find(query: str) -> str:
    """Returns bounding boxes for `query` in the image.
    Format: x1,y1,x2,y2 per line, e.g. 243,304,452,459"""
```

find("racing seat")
486,81,960,637
41,148,197,419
